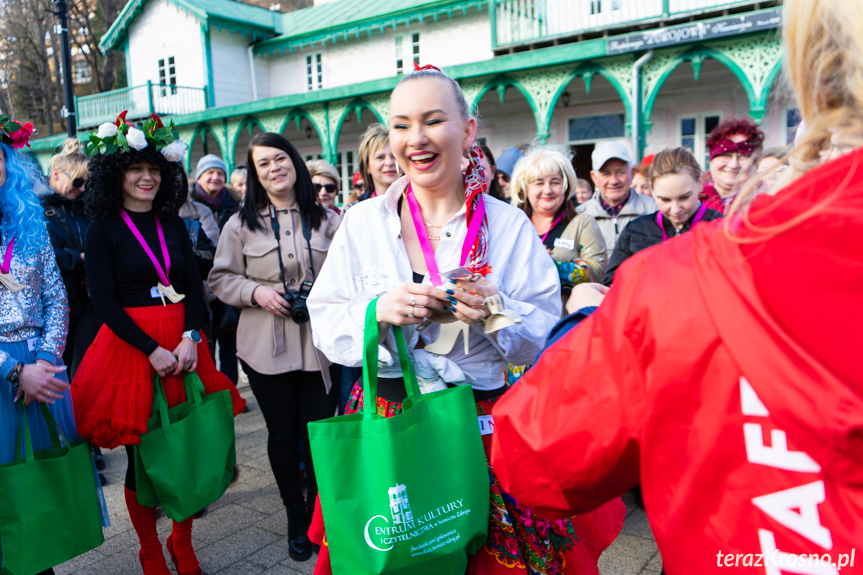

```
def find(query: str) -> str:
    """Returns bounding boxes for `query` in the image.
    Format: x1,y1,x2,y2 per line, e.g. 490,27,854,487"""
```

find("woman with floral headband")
0,116,107,575
306,66,624,575
701,118,765,213
71,113,245,575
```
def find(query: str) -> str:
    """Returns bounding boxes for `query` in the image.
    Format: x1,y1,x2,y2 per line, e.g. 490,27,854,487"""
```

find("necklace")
425,223,443,228
427,234,441,241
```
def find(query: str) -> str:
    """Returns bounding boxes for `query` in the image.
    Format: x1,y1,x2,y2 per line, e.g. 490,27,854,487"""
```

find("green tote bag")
133,372,236,522
309,298,489,575
0,404,104,575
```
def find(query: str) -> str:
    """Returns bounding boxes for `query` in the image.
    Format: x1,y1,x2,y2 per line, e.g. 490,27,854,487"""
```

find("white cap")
591,141,633,171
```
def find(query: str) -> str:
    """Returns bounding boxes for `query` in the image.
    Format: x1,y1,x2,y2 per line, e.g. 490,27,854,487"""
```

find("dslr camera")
283,280,314,324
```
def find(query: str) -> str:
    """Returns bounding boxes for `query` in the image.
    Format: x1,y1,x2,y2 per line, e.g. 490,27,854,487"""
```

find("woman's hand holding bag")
308,298,489,575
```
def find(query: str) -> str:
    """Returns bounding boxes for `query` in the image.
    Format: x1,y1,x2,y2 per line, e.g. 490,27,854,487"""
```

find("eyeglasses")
60,169,87,190
713,152,754,166
315,183,338,194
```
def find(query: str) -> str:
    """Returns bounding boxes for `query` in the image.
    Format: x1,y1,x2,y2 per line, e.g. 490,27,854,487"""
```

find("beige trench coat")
209,205,340,383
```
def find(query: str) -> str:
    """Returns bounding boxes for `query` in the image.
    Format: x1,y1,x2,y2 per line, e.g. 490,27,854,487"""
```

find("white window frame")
305,53,323,91
73,59,91,84
334,149,357,205
157,56,177,96
395,31,420,74
677,111,723,169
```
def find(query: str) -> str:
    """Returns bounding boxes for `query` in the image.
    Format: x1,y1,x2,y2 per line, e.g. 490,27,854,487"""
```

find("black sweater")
85,209,203,355
602,208,724,285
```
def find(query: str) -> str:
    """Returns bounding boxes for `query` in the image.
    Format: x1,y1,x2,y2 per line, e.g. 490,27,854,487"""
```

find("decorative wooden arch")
330,98,387,156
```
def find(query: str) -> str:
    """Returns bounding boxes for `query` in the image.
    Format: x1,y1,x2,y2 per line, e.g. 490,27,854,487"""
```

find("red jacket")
491,148,863,573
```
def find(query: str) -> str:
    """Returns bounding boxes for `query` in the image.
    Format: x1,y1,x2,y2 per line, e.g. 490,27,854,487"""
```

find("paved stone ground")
56,383,662,575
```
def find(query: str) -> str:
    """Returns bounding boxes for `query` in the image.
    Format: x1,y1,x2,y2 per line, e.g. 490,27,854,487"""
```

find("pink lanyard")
119,209,172,286
405,186,485,286
539,213,565,244
0,238,14,274
656,203,707,242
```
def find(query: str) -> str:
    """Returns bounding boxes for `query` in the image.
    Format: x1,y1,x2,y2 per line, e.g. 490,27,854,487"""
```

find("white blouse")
307,177,560,391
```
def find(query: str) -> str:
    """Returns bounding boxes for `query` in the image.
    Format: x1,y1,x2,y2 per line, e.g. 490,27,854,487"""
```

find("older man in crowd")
577,141,656,257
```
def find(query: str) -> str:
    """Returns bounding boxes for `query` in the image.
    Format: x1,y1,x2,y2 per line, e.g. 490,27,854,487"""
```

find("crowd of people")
0,0,859,572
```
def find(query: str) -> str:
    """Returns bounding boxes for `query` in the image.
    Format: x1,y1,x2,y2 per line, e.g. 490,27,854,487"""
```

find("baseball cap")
591,141,633,171
496,146,524,177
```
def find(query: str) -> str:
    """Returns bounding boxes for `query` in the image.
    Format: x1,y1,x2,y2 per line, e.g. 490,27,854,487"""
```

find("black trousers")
240,362,336,507
63,305,102,380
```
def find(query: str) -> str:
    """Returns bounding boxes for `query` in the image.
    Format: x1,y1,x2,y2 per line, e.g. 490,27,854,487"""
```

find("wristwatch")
181,330,202,343
7,362,23,387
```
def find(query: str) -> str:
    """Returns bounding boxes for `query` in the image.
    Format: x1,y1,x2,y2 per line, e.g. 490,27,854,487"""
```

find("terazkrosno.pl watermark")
717,549,856,570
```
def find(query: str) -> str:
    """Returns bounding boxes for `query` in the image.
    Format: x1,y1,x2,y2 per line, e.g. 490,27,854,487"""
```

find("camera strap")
267,203,317,294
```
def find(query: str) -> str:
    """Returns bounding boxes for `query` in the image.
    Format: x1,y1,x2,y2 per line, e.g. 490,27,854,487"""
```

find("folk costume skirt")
309,381,626,575
71,303,246,449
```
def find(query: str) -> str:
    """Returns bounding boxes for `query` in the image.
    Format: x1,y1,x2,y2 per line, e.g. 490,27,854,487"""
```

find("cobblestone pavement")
56,383,662,575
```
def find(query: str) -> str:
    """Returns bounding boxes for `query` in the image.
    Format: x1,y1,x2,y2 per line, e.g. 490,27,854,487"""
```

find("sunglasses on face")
60,169,87,190
497,173,511,183
353,182,365,190
315,183,338,194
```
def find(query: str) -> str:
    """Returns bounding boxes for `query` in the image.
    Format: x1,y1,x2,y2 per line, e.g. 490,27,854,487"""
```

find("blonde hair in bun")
49,138,89,180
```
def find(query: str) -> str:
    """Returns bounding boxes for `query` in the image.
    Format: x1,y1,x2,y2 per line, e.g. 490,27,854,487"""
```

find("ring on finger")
409,295,416,307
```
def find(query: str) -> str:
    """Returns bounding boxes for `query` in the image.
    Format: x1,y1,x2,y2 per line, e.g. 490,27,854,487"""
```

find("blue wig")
0,142,49,253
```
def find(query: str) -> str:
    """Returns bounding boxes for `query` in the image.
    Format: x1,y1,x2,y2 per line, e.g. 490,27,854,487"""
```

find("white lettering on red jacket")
740,377,839,574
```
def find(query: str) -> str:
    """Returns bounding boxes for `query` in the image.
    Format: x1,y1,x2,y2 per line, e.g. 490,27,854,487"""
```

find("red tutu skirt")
309,382,625,575
71,303,246,449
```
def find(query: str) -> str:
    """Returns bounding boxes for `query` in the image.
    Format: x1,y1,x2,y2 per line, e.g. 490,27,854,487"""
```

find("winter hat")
195,154,227,181
496,146,524,177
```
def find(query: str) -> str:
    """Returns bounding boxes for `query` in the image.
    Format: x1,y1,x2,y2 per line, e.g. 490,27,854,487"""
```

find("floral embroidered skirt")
308,381,626,575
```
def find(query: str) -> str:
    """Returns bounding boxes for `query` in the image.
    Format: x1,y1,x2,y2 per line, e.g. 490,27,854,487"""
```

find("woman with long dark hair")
209,132,340,562
71,115,245,575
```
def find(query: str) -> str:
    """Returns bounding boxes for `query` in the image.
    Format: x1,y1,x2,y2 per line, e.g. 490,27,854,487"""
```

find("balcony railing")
492,0,764,49
75,82,208,129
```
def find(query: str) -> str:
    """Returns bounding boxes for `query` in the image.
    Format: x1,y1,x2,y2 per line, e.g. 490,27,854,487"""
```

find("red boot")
124,488,171,575
166,517,202,575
